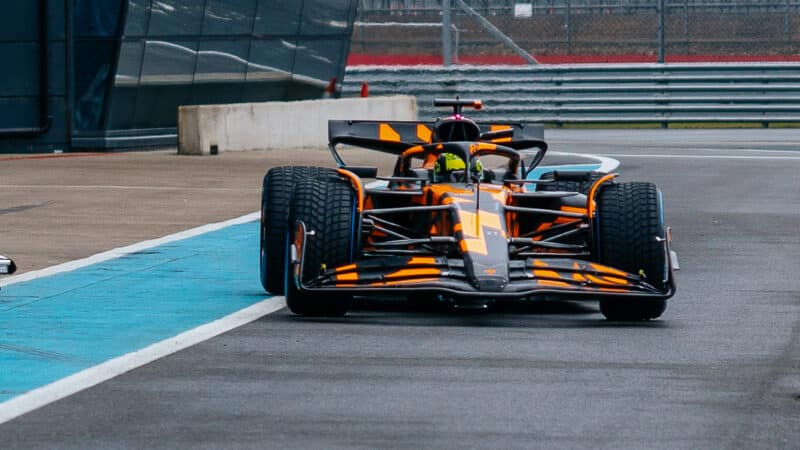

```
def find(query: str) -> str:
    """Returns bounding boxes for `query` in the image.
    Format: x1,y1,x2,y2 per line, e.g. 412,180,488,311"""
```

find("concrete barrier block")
178,96,417,155
177,106,201,155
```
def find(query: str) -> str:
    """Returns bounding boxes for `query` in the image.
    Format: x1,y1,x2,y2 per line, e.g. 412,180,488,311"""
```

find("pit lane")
1,130,799,449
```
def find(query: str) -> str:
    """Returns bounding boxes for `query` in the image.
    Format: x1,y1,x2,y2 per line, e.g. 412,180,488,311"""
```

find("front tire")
596,182,668,321
260,166,335,294
285,177,357,317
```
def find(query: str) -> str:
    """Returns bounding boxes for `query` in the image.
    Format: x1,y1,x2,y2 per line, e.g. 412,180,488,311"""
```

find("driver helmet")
434,153,484,182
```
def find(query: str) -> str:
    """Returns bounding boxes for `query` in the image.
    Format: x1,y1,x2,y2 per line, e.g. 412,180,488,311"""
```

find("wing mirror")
519,147,547,177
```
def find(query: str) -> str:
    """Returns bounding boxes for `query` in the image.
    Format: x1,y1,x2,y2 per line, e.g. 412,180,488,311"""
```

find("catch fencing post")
567,0,572,55
658,0,666,63
442,0,452,66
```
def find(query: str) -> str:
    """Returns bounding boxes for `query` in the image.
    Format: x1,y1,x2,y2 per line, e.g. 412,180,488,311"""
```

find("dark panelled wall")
0,0,358,153
0,0,68,152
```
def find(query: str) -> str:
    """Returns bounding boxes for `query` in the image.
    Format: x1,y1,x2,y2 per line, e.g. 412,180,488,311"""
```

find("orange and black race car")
260,98,677,320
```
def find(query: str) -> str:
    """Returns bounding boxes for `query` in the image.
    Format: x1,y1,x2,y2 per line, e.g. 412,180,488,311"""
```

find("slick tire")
537,171,604,195
596,182,668,321
260,166,336,294
285,177,357,317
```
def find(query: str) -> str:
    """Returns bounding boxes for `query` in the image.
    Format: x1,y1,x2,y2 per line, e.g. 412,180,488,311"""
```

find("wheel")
537,171,604,195
595,182,668,321
285,177,357,316
260,166,335,294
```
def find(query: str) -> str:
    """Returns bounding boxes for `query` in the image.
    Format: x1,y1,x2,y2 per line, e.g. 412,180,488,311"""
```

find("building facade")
0,0,358,152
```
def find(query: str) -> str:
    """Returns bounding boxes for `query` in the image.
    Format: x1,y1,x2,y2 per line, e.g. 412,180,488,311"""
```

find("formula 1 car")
260,98,676,320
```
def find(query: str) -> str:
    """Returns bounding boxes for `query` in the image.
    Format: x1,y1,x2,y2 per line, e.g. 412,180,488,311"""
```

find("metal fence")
360,0,800,14
353,0,800,62
344,63,800,125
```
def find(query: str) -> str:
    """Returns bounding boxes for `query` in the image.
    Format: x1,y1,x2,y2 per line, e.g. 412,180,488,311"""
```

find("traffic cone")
323,77,336,98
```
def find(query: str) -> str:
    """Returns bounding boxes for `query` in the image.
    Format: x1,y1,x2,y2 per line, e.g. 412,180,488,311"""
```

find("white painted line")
597,154,800,161
549,151,620,172
649,148,800,154
549,140,800,151
0,185,259,192
0,297,286,425
1,211,260,288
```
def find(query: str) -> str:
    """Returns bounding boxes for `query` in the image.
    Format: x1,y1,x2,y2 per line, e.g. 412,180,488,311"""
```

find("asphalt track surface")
1,130,799,449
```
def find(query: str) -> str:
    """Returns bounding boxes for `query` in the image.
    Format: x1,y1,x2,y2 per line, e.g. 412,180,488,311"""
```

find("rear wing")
328,120,547,154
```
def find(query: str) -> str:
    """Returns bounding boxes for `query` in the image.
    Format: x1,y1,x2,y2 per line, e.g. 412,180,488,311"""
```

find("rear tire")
596,182,668,321
537,171,604,195
260,166,335,294
285,177,357,316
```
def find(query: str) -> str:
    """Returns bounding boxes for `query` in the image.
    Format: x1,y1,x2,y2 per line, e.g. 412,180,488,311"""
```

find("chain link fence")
353,1,800,63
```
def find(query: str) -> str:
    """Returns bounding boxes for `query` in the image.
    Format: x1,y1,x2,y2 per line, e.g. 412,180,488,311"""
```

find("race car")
260,98,677,320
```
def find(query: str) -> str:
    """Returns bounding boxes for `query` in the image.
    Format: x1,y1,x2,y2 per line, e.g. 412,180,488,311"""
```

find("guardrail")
343,63,800,126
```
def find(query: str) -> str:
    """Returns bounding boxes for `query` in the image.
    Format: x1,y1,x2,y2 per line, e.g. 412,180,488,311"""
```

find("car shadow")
277,297,670,329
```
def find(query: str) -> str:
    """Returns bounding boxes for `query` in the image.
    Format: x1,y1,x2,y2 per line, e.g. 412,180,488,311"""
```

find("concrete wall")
178,96,418,155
